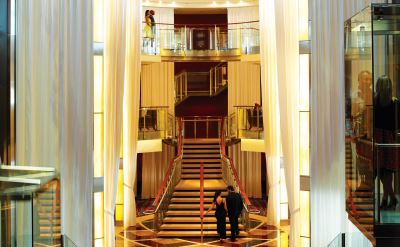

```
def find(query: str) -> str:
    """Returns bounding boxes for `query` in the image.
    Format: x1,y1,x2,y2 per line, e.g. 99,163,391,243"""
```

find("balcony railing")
138,106,174,140
175,63,227,104
227,105,263,140
141,21,259,56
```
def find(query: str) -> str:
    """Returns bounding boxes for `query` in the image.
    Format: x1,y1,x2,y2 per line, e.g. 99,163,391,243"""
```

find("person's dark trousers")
229,216,239,241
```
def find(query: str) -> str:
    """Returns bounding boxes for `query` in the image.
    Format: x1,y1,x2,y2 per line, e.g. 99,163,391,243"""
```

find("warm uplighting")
280,167,289,220
299,0,309,41
299,112,310,176
300,191,310,246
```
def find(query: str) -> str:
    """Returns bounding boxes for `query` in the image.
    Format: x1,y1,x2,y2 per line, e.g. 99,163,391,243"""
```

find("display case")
345,4,400,245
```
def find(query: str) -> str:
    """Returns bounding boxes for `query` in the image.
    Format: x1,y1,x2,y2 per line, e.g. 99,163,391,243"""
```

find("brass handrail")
143,118,183,232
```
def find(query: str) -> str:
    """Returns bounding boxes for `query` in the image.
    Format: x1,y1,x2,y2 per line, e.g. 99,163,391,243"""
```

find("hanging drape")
15,1,93,246
104,0,126,246
141,144,175,199
229,144,262,198
274,0,300,246
141,62,175,114
310,0,385,246
227,6,259,49
259,0,281,227
227,62,261,115
123,0,142,229
15,1,61,169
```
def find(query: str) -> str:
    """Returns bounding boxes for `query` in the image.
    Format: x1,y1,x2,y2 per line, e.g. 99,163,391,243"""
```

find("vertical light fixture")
298,0,310,246
93,0,105,246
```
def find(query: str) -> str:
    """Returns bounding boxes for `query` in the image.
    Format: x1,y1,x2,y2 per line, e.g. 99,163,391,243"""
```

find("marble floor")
115,215,289,247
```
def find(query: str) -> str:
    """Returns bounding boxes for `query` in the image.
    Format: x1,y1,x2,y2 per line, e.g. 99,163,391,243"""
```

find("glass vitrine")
345,4,400,245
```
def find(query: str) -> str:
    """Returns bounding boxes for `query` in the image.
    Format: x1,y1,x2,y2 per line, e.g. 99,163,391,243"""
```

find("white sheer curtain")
123,0,142,228
16,1,61,169
310,0,385,246
227,6,259,49
229,144,262,198
141,62,175,113
274,0,300,245
141,144,175,199
15,1,94,246
259,0,281,227
227,62,261,114
104,0,126,246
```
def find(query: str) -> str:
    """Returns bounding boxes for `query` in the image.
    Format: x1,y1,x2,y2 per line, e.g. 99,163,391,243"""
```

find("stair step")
353,198,373,203
166,210,212,216
183,139,219,144
183,154,221,158
182,168,222,173
169,204,212,210
40,226,61,232
39,233,62,238
39,212,61,218
358,217,373,224
160,224,244,230
39,219,61,225
184,145,220,149
182,164,221,168
171,198,215,203
163,217,230,223
173,191,228,197
181,174,222,179
183,149,220,153
183,159,221,163
157,231,247,238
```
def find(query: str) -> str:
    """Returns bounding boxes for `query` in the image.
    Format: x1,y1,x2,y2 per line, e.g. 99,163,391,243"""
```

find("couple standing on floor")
203,185,244,242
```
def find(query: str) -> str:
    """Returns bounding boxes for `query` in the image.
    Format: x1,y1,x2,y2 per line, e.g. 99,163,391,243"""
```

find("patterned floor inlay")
116,215,289,247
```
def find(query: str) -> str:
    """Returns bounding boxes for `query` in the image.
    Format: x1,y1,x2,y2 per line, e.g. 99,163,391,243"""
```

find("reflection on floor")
115,215,289,247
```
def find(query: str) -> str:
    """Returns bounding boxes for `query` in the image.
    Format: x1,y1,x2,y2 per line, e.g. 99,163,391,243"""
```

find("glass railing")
181,116,222,139
175,63,227,104
141,21,259,56
138,107,174,140
327,233,345,247
227,106,263,140
0,165,60,246
62,234,78,247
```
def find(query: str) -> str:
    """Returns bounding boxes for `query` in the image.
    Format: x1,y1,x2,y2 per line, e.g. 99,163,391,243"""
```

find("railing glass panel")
175,63,227,104
138,107,174,140
227,106,263,140
141,22,259,56
0,166,60,246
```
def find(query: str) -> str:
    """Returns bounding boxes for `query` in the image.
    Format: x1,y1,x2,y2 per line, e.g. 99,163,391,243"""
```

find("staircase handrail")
219,118,260,215
143,118,183,222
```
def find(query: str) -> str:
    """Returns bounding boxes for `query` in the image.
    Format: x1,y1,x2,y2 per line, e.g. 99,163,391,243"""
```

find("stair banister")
219,118,260,231
144,118,183,231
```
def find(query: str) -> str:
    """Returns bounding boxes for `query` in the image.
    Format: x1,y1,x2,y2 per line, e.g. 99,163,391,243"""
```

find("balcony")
175,63,227,104
225,106,264,152
141,21,260,61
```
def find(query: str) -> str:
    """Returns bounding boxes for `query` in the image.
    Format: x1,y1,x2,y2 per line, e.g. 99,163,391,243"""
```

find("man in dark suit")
225,185,243,242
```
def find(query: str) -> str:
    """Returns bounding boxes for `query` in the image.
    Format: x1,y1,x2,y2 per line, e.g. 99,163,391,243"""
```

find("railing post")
184,25,187,51
214,25,218,50
206,120,209,139
209,70,213,96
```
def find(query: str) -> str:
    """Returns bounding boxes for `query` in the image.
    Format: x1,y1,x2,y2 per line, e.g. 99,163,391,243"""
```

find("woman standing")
374,75,399,210
204,191,227,241
143,10,153,50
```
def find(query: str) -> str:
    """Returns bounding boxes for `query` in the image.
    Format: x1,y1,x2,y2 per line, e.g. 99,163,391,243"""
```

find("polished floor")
115,215,289,247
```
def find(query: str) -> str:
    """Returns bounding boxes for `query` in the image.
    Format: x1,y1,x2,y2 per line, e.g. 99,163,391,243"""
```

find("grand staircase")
157,139,247,238
35,180,61,246
345,140,374,237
